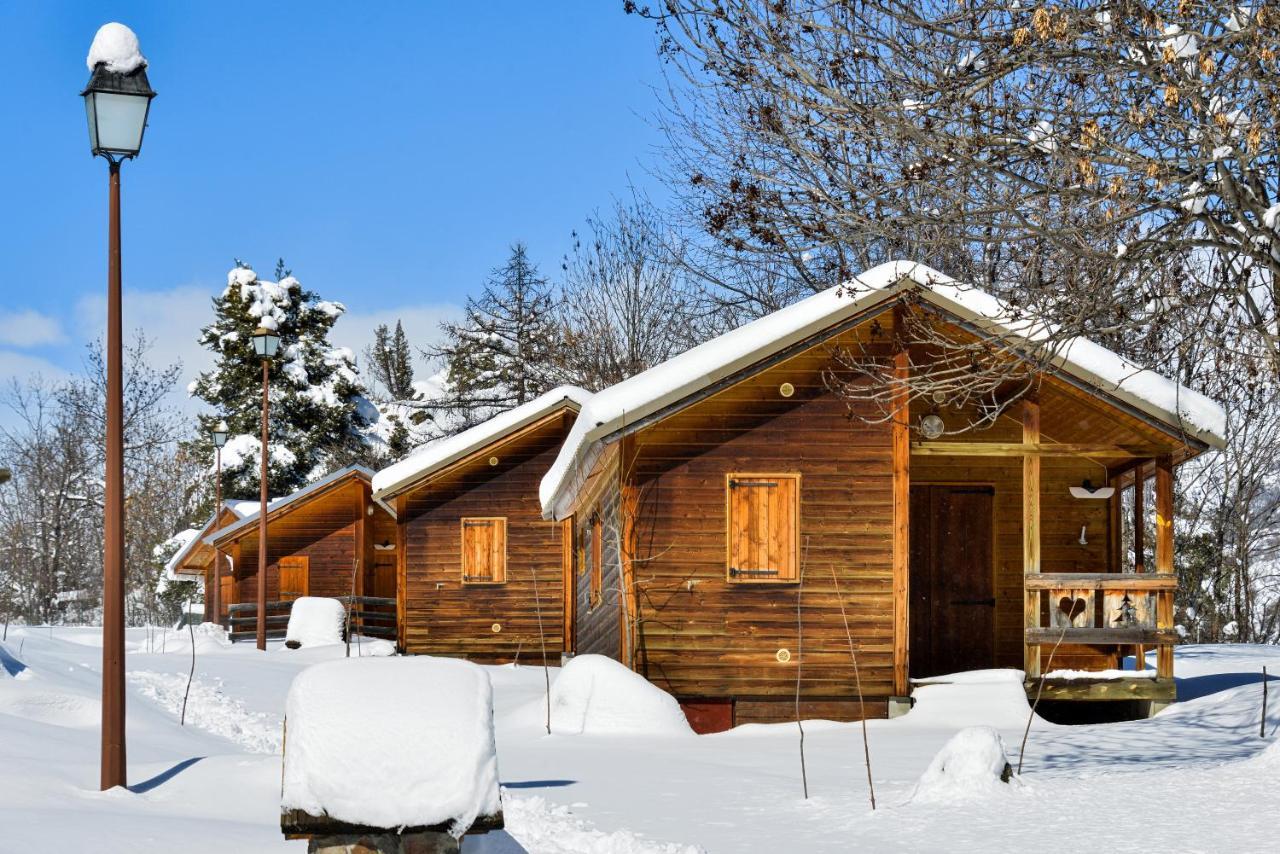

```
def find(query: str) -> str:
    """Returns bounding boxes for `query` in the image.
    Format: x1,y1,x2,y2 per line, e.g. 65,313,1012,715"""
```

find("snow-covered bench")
280,657,503,853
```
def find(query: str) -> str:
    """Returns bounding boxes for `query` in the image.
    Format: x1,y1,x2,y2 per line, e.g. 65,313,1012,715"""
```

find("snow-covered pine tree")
432,244,562,429
187,261,381,498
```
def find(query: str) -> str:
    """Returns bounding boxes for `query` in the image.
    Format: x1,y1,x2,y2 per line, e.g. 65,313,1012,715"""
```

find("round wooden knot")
491,623,502,633
488,456,499,466
778,382,795,398
776,648,792,663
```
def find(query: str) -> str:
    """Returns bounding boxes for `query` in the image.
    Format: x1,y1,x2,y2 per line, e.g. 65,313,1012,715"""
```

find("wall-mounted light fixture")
1069,479,1115,499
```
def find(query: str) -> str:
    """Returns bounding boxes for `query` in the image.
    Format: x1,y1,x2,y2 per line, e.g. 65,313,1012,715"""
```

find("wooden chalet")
207,465,397,642
539,261,1226,732
165,500,257,625
371,386,590,663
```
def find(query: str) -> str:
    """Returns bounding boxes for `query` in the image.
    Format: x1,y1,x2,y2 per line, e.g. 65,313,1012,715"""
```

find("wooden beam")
1023,676,1176,702
891,348,911,697
1108,475,1122,574
1026,627,1179,645
1023,398,1041,678
1133,461,1147,668
1023,573,1178,591
619,434,639,670
911,441,1163,458
395,495,407,652
1155,455,1175,679
561,515,575,655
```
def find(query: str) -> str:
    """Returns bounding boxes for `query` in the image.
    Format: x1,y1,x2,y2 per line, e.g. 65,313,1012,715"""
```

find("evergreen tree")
186,260,378,498
432,244,562,428
366,320,415,401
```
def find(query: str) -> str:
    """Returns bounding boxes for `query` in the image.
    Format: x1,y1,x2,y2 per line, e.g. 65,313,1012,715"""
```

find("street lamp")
209,420,229,629
83,22,156,793
251,326,280,651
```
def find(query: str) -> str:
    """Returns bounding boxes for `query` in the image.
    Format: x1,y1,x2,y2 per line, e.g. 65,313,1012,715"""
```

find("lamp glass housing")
211,420,229,449
82,64,155,158
252,328,281,358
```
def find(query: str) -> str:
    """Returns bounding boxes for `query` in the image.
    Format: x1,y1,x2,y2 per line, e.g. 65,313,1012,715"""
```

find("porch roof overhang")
539,260,1227,521
164,503,248,579
208,464,375,549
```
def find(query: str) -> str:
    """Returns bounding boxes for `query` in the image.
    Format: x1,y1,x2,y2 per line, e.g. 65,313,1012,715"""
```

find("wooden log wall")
232,480,371,604
572,472,624,659
626,338,897,724
400,427,566,664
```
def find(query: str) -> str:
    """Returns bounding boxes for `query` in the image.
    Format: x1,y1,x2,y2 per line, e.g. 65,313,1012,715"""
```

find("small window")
279,555,309,602
461,517,507,584
590,513,603,606
726,473,799,583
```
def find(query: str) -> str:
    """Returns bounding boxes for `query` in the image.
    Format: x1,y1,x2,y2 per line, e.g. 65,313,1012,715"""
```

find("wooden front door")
279,555,309,602
909,485,995,678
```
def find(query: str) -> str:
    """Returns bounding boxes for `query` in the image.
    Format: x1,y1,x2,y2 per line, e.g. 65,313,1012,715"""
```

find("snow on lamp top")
86,23,147,74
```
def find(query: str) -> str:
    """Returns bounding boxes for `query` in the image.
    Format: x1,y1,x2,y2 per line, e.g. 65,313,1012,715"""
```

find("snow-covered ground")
1,627,1277,852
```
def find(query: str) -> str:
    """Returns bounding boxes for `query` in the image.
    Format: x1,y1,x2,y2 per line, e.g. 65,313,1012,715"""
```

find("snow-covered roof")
163,502,251,578
540,260,1228,520
209,465,375,545
371,385,591,501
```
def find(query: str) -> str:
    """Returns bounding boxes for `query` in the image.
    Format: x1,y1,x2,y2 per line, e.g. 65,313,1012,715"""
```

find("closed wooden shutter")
727,473,799,582
279,555,309,602
462,517,507,584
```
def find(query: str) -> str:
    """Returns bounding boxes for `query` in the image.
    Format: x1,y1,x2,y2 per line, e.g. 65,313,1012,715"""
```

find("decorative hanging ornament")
920,413,945,440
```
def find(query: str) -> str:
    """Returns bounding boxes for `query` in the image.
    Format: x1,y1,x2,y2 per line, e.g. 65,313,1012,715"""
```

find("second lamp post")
251,326,280,650
209,420,229,626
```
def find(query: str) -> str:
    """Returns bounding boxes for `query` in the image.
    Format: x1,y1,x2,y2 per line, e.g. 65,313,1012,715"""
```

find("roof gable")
371,385,590,501
210,465,374,546
539,260,1227,520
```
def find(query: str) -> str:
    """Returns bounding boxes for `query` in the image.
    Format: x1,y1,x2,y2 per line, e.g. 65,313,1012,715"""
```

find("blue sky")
0,2,669,397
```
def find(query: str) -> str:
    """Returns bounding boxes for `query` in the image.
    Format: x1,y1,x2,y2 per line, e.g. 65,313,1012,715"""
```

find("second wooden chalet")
371,386,590,663
165,499,257,625
539,261,1226,732
207,465,397,642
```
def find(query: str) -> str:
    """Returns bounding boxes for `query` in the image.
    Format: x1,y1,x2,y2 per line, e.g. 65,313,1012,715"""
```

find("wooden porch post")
618,434,639,671
561,516,575,655
395,496,407,652
1133,464,1147,667
1155,455,1175,679
891,349,910,697
1023,398,1041,679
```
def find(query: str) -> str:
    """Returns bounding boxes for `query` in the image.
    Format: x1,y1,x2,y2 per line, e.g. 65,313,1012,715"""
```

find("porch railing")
226,596,397,644
1024,572,1176,681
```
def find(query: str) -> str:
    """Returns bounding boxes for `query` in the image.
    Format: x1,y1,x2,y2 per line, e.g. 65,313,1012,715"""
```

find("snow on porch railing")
227,596,396,643
1023,573,1177,680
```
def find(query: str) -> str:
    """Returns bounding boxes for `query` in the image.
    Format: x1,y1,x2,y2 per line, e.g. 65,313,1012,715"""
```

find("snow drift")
909,726,1017,804
547,654,692,736
281,657,501,833
284,597,346,648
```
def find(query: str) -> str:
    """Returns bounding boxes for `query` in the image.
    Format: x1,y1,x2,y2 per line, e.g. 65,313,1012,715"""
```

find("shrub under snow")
549,654,692,736
909,726,1017,803
284,597,346,648
281,657,500,833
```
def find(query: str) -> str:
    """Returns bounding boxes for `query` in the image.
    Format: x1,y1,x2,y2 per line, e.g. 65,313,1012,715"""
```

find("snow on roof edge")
539,260,1227,520
371,385,591,501
210,465,375,544
164,502,249,578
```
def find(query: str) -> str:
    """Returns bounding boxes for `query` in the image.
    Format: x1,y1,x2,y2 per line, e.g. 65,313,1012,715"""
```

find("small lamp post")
210,420,229,628
83,22,156,793
251,326,280,651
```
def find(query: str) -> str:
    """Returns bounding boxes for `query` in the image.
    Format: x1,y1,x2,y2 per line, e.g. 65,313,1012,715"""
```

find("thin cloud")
0,309,65,348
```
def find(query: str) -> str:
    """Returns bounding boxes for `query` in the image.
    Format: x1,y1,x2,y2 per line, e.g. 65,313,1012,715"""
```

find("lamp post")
251,327,280,651
82,23,156,792
210,420,229,627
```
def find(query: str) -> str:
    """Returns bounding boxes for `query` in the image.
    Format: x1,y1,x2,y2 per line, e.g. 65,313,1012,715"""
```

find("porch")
899,388,1189,709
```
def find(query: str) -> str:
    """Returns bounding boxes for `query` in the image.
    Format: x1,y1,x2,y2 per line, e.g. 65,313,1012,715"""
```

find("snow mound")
282,657,500,833
129,671,281,753
500,794,704,854
548,654,692,737
285,597,346,648
0,687,98,728
903,669,1033,730
909,726,1017,804
157,622,233,655
86,23,146,73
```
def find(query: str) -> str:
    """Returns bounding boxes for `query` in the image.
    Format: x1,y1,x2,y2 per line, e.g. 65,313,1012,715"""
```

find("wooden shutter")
727,474,799,582
219,574,233,616
279,555,309,602
462,517,507,584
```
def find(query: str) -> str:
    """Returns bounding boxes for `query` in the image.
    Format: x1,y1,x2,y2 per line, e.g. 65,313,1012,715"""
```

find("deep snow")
1,629,1277,852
